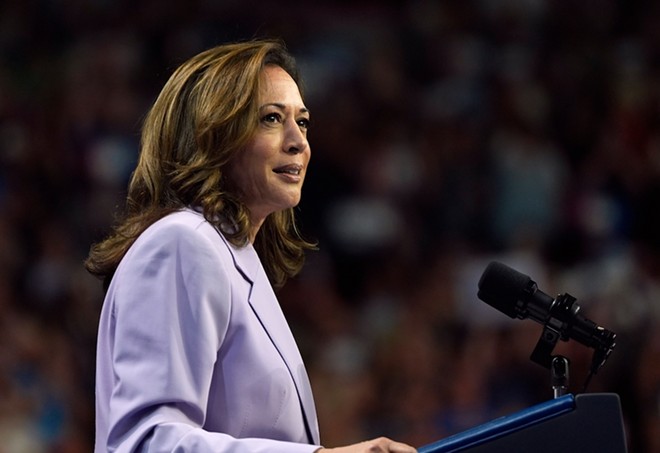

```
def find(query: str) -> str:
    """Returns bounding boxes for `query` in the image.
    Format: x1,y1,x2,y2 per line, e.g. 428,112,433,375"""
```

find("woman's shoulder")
126,208,228,259
108,209,237,312
144,208,215,236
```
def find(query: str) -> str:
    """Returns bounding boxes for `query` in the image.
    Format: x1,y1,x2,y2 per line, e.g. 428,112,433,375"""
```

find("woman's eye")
262,112,282,124
297,118,311,130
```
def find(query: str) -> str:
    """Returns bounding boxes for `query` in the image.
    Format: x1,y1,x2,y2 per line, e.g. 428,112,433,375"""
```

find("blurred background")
1,0,660,451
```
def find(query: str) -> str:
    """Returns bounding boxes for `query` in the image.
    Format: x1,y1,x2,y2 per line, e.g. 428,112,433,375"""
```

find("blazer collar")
216,229,320,444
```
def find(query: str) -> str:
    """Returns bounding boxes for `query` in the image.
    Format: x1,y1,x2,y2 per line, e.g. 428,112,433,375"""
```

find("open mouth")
273,164,302,176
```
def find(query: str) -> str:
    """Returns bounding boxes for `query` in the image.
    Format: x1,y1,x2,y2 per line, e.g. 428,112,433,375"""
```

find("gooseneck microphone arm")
477,261,617,392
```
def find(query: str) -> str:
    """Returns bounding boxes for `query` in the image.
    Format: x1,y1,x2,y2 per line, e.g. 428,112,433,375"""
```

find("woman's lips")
273,164,303,182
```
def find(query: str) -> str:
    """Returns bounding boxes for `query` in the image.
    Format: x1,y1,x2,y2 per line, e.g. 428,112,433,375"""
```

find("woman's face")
228,65,311,224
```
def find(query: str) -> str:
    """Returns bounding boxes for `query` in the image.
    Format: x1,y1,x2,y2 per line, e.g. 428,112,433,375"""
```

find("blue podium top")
418,394,576,453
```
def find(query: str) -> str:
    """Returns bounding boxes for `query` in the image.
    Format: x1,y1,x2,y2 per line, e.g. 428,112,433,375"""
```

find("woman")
85,39,417,453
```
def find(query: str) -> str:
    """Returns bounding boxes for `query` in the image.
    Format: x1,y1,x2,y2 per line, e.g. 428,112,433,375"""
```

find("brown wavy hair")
85,39,316,289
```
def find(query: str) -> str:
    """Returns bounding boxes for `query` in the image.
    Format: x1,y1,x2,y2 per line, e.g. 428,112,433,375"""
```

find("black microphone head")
477,261,533,318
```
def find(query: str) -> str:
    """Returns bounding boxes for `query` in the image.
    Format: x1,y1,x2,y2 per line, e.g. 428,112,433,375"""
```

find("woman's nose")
283,121,308,154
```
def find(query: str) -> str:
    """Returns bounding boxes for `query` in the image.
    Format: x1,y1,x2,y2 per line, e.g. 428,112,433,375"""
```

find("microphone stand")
551,356,569,398
529,320,571,398
528,293,614,395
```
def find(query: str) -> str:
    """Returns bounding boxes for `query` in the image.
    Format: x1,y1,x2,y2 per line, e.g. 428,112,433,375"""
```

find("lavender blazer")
95,209,321,452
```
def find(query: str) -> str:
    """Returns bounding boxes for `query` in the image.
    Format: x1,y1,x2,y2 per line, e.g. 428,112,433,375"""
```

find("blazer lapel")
221,234,320,444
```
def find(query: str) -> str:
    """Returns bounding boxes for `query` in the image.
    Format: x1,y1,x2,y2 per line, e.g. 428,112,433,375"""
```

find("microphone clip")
530,293,576,369
529,292,616,393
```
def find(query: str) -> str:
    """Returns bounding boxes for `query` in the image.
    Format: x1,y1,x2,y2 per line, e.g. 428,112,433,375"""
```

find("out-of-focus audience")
1,1,659,451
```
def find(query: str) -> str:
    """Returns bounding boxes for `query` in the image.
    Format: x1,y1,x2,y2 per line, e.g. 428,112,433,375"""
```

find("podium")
419,393,627,453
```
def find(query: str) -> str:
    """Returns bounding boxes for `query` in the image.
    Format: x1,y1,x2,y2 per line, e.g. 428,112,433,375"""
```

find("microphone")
477,261,616,382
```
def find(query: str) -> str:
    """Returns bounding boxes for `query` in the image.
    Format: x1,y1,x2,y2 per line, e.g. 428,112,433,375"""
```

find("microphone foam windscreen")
477,261,531,318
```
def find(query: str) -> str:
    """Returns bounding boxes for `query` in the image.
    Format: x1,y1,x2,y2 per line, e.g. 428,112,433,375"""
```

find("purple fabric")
95,209,321,452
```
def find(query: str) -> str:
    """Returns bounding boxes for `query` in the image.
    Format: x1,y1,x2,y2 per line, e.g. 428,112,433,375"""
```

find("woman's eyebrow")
260,103,310,115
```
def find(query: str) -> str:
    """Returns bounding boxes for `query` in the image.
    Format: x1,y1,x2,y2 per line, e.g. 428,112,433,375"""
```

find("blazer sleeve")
100,218,320,453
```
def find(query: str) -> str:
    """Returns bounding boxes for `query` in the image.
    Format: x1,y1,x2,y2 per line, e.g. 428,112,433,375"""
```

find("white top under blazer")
95,208,321,452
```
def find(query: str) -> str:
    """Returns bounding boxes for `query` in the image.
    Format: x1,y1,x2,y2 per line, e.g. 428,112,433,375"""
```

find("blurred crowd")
1,0,659,451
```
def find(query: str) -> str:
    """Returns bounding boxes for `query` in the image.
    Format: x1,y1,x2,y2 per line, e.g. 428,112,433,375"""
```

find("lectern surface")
419,393,627,453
